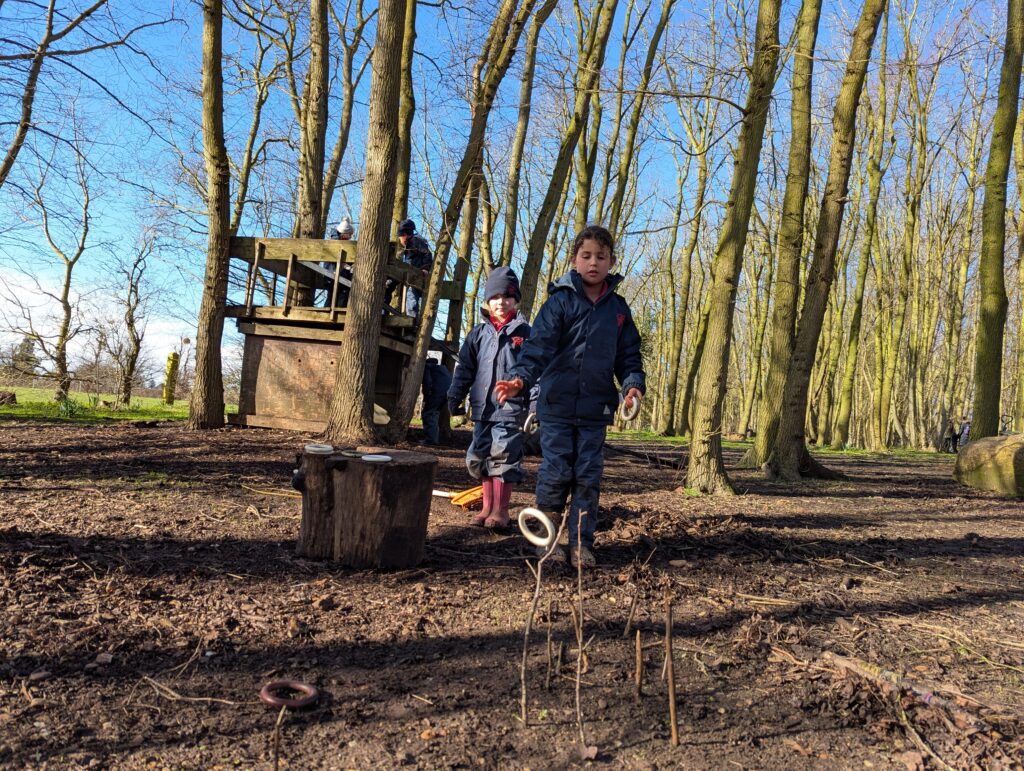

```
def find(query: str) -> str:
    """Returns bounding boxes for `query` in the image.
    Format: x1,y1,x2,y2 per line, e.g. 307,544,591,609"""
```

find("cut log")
954,434,1024,497
296,445,437,568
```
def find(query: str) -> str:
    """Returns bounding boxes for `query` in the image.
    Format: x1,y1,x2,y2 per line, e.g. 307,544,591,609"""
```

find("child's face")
488,294,517,319
574,238,614,287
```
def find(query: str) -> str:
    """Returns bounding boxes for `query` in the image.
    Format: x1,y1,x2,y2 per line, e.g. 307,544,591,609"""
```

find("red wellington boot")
471,476,493,526
485,478,514,529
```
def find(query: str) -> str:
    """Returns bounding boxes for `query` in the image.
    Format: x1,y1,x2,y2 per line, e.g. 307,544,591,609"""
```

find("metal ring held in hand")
618,395,641,421
523,413,539,437
518,507,554,549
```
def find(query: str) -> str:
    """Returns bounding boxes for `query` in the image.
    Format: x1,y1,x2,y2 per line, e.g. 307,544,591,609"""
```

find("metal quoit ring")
523,413,539,436
517,507,555,549
259,680,319,709
618,394,642,421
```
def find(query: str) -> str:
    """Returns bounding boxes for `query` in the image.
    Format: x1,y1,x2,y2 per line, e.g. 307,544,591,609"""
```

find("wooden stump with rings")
295,444,437,568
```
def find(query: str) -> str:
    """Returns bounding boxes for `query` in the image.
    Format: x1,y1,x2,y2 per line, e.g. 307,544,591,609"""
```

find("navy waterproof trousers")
466,421,526,483
536,422,606,549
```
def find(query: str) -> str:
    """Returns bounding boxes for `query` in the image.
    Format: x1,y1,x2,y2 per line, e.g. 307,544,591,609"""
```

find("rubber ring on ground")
618,396,641,422
523,413,539,436
518,507,555,550
259,680,319,709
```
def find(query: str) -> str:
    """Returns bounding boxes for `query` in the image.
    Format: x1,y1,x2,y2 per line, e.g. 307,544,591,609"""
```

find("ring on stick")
618,395,641,421
517,507,555,550
523,413,539,437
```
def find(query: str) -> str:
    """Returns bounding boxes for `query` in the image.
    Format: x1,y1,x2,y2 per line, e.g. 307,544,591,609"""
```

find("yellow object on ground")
450,485,483,509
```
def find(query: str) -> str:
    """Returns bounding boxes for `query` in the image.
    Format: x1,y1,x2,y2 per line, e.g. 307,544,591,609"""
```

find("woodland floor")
1,420,1023,770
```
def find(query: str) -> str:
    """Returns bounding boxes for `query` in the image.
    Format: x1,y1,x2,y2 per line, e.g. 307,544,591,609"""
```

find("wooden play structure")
224,236,457,432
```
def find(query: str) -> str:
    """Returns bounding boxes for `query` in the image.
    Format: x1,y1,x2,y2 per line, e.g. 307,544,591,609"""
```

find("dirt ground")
1,420,1022,770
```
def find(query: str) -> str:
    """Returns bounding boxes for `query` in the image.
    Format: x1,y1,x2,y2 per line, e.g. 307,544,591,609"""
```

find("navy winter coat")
511,271,645,426
402,235,433,271
422,359,452,410
449,310,532,423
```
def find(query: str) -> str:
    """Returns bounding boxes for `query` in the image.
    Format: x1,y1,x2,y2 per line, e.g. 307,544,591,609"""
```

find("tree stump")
954,434,1024,497
296,445,437,568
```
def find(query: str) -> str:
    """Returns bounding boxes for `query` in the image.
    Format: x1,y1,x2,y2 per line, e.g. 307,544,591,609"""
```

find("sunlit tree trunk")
324,0,407,441
392,0,417,228
767,0,886,480
189,0,231,430
296,0,329,239
740,0,821,468
497,0,556,267
1013,109,1024,431
685,0,781,495
971,0,1023,440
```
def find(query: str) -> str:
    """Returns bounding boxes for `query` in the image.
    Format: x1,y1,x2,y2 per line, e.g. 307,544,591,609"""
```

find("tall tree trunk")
297,0,330,239
446,160,483,346
324,0,407,441
740,0,822,468
518,0,619,317
655,169,685,434
767,0,886,479
607,0,676,234
1013,109,1024,431
685,0,781,495
832,4,890,449
392,0,418,228
188,0,232,430
497,0,556,267
971,0,1023,440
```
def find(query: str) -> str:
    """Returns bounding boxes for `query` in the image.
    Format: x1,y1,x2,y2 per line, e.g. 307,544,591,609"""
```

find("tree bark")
296,0,330,242
971,0,1023,441
392,0,418,228
518,0,619,317
767,0,886,480
497,0,556,267
740,0,821,468
324,0,407,442
684,0,781,495
188,0,232,430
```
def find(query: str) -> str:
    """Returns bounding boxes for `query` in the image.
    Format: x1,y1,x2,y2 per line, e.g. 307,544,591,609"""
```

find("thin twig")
635,629,643,701
574,519,587,749
272,704,287,771
895,695,955,771
665,590,679,747
623,580,641,637
142,676,239,706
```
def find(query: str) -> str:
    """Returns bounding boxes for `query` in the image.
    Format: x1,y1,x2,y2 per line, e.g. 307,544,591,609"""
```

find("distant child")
420,357,452,446
495,224,645,567
448,267,532,528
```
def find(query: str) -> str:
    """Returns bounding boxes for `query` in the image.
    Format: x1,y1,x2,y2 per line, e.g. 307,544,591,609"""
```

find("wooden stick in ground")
574,520,587,750
665,590,679,747
635,628,643,701
623,580,640,637
519,517,567,725
545,597,554,691
272,704,287,771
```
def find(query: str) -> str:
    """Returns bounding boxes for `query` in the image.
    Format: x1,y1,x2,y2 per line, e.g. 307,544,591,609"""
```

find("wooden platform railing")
227,237,461,319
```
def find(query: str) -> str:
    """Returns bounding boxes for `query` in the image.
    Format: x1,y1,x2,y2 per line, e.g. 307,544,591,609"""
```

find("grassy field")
0,386,233,422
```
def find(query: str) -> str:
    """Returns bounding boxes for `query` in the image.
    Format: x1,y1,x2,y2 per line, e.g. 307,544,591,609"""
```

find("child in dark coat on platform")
448,267,532,528
495,225,645,567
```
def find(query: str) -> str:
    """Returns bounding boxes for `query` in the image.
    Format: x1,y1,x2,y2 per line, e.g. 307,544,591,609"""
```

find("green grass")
0,386,237,423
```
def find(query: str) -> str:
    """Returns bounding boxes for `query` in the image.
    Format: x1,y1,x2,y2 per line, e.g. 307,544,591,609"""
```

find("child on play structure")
495,224,645,568
448,266,532,529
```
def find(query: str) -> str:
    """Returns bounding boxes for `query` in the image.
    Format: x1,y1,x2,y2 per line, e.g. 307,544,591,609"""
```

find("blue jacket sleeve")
615,304,646,396
511,296,564,390
448,328,477,407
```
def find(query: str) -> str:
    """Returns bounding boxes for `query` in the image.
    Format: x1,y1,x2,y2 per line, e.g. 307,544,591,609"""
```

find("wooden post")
162,352,180,405
296,443,337,559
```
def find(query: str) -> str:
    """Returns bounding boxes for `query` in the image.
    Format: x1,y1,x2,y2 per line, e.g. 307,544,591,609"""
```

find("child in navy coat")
448,267,532,528
495,225,645,567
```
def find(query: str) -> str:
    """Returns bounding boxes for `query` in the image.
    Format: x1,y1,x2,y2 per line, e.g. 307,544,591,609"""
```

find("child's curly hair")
572,224,615,260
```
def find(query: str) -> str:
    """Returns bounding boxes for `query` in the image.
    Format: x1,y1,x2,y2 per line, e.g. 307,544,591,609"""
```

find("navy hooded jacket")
511,271,645,426
449,310,532,423
422,359,452,410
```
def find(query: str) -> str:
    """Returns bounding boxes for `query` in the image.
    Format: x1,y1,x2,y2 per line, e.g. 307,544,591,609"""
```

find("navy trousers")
536,422,606,549
466,420,526,483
